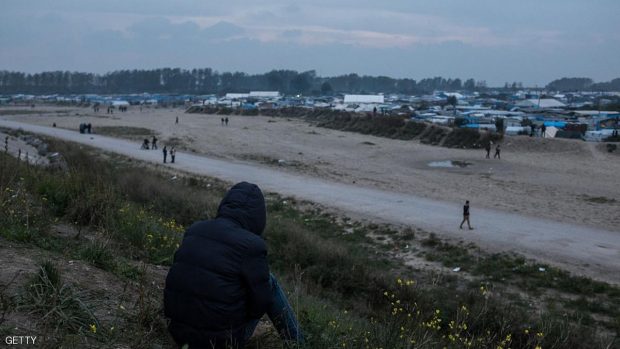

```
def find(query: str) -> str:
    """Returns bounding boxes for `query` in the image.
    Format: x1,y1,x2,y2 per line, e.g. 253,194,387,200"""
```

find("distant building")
249,91,280,98
225,93,250,99
344,94,384,104
111,100,130,107
516,99,566,109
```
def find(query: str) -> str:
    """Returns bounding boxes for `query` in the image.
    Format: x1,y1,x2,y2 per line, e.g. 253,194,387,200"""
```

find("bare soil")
4,105,618,231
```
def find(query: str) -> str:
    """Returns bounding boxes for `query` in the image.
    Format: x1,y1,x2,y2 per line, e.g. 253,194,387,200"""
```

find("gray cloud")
1,0,619,85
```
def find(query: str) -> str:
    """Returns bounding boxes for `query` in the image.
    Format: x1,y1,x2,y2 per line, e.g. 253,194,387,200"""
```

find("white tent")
225,93,250,99
344,94,384,104
111,100,129,107
583,130,614,142
516,99,566,109
545,126,559,138
249,91,280,98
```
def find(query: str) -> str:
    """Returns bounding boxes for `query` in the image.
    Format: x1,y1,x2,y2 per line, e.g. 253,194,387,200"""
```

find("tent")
545,126,559,138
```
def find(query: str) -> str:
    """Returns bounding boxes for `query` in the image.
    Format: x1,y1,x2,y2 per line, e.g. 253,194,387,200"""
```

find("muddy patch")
428,160,473,168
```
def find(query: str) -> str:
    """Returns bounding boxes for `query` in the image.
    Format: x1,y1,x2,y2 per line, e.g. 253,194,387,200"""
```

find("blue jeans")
243,274,304,343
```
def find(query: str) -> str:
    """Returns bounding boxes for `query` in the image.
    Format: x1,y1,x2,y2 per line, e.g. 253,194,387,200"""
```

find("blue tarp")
543,121,566,128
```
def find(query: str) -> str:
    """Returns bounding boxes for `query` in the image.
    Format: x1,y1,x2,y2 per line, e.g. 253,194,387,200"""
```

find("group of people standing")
484,142,501,159
529,123,547,138
79,123,92,134
141,136,177,163
162,145,176,163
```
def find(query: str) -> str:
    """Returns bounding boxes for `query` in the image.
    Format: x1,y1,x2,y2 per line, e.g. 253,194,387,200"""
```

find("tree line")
0,68,486,95
545,77,620,92
1,68,617,95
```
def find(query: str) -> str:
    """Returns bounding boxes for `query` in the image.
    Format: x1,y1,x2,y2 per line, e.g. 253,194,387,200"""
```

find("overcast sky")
1,0,619,86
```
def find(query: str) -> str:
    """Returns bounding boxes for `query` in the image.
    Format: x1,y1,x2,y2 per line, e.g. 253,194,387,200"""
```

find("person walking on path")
151,136,158,150
221,118,225,126
175,116,179,125
541,124,547,138
163,146,168,163
164,182,303,348
225,117,229,126
459,200,473,230
485,142,492,159
494,144,501,159
170,147,176,163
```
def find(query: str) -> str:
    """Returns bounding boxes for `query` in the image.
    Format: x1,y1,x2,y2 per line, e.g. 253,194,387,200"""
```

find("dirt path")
1,119,619,284
6,107,619,232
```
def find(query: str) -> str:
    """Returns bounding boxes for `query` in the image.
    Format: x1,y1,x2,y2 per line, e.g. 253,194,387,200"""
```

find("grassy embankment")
0,135,618,348
185,106,502,149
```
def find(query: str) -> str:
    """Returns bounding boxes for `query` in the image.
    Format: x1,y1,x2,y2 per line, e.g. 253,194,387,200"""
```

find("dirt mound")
502,136,589,155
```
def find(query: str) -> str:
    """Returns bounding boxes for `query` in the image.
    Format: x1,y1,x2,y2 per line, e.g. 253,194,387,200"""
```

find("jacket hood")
216,182,266,236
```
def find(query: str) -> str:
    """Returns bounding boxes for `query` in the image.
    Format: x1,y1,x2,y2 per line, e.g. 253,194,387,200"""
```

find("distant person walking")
485,142,492,159
221,118,225,126
152,136,158,150
494,144,501,159
541,124,547,138
170,147,176,163
459,200,473,230
163,146,168,163
225,117,229,126
175,116,179,125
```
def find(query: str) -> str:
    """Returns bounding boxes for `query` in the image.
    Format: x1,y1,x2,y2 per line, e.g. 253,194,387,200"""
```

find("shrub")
18,261,99,343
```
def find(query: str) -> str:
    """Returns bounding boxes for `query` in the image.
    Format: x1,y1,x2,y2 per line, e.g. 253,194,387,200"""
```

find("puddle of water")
428,160,472,168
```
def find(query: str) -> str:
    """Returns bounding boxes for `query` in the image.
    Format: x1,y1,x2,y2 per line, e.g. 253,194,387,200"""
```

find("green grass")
413,234,620,334
17,261,100,347
77,241,124,274
1,137,619,348
581,195,617,204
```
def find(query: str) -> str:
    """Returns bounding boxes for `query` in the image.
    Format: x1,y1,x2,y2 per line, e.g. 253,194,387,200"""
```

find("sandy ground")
1,107,619,284
3,106,619,232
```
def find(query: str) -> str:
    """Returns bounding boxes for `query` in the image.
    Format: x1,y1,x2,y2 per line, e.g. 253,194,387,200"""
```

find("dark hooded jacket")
164,182,272,348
